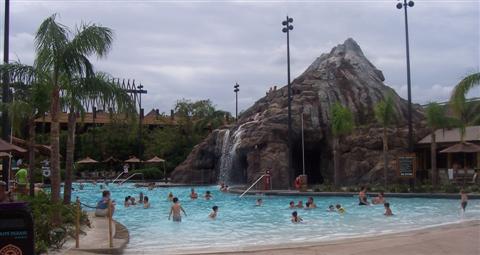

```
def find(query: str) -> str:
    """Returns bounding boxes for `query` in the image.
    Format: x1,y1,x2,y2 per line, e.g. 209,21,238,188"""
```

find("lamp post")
2,0,10,189
234,83,239,122
282,16,294,188
397,0,415,153
137,83,144,158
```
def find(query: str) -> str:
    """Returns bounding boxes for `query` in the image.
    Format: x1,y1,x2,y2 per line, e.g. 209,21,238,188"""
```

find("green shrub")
131,167,164,180
18,193,90,254
441,184,460,193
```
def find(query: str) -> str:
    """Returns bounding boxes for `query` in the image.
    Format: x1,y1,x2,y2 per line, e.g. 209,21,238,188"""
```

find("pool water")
71,183,479,254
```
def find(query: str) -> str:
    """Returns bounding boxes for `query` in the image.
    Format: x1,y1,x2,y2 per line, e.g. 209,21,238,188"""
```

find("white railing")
239,174,268,198
111,172,124,184
119,173,144,185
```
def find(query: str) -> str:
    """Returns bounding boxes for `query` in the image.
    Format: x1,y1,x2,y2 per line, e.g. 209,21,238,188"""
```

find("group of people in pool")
124,192,150,209
95,184,470,223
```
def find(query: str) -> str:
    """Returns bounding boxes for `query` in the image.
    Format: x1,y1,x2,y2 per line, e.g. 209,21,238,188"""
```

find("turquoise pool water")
71,183,479,254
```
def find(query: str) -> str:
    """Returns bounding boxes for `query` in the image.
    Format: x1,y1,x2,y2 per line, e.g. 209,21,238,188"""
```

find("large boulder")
170,38,428,187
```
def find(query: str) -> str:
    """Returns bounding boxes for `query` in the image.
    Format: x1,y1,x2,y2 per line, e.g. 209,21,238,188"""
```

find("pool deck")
59,213,129,255
228,186,480,199
201,220,480,255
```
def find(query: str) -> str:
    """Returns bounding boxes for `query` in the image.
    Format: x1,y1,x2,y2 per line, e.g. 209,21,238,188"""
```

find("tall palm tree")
374,95,396,189
33,14,113,205
331,102,354,187
62,73,135,203
425,102,451,188
450,72,480,139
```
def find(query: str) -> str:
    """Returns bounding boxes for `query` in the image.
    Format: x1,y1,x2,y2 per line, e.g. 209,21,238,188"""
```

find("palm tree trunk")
383,127,388,189
28,118,36,197
333,137,340,187
63,109,76,204
431,131,437,188
50,86,61,202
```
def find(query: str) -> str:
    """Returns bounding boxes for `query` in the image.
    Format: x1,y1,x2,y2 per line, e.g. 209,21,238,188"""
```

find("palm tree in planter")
425,102,451,188
374,95,397,189
34,14,113,205
330,102,355,187
62,73,136,204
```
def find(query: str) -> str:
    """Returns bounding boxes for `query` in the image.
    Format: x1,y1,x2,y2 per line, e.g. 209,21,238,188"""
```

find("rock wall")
171,38,428,188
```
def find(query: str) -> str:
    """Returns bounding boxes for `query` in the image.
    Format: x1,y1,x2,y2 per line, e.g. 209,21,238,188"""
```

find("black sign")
0,203,35,255
398,156,416,178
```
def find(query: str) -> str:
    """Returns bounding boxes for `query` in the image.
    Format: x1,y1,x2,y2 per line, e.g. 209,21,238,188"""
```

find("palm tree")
33,14,113,205
425,102,451,188
8,80,50,197
330,102,354,187
374,95,396,189
62,73,135,203
450,72,480,139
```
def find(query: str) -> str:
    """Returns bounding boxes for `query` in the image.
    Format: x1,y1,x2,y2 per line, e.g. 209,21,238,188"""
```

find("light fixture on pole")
396,0,415,153
234,83,239,122
282,15,294,188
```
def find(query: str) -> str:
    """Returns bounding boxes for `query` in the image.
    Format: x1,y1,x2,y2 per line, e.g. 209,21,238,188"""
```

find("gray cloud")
2,0,479,113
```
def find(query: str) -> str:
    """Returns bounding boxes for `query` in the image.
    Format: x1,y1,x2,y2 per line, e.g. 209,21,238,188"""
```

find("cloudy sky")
3,0,479,114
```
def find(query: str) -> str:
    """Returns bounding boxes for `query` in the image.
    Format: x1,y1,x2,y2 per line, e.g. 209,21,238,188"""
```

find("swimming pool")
71,183,479,254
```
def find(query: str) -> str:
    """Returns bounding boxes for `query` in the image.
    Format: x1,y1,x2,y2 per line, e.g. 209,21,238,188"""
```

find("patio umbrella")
145,156,166,182
440,142,480,154
0,138,27,154
440,142,480,186
0,152,12,158
124,156,142,163
76,156,99,164
103,156,120,163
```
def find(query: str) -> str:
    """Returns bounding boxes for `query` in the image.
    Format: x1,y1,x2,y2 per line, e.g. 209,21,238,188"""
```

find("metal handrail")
239,174,267,198
119,173,144,185
111,172,124,184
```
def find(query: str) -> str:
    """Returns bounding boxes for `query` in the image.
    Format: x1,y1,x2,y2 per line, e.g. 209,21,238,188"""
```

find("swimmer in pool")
169,197,187,222
256,198,263,206
190,188,198,200
372,191,385,205
358,186,369,205
296,200,304,208
336,204,345,214
168,192,174,201
327,205,335,212
143,196,150,209
209,206,218,219
205,191,212,200
289,201,295,209
291,211,303,223
384,202,393,216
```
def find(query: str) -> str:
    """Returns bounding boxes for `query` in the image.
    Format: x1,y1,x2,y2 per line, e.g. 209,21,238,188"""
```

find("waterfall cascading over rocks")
171,38,428,187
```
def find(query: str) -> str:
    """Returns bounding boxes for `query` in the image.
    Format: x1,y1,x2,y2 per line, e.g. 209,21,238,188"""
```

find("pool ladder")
239,174,269,198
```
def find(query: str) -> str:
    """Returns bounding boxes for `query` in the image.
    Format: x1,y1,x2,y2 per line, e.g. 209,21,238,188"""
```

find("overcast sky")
2,0,479,114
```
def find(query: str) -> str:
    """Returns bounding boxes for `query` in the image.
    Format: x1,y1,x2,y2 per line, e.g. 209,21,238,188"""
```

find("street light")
2,0,10,189
137,83,144,158
282,16,293,188
234,83,239,122
397,0,415,152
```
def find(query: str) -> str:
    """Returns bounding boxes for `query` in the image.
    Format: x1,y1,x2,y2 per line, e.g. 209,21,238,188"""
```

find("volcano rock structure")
171,38,427,188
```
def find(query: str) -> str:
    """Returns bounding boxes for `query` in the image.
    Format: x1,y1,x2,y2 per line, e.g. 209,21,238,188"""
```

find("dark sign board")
0,202,35,255
397,154,416,178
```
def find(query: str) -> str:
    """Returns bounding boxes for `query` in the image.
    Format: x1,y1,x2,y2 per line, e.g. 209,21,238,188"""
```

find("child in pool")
209,206,218,219
327,205,335,212
296,200,304,208
139,192,144,204
384,202,393,216
289,201,295,209
168,192,174,201
336,204,345,214
372,191,385,204
358,186,369,205
291,211,303,223
143,196,150,209
169,197,187,222
205,191,212,200
256,198,263,206
124,196,131,207
305,202,311,209
307,197,317,208
190,188,198,199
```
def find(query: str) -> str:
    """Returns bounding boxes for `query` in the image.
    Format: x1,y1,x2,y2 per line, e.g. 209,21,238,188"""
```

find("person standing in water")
358,186,369,205
190,188,198,199
209,206,218,219
169,197,187,222
460,189,468,213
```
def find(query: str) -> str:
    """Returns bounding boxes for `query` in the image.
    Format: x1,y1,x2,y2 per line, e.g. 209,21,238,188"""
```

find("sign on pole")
396,153,416,178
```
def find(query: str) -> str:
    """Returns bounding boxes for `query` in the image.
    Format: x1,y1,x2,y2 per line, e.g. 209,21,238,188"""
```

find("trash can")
0,202,35,255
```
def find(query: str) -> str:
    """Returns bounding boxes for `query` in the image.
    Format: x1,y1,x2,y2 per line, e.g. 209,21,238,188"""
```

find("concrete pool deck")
201,220,480,255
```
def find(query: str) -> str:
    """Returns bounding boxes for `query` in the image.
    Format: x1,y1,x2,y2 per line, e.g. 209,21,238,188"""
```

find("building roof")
35,110,177,126
418,126,480,144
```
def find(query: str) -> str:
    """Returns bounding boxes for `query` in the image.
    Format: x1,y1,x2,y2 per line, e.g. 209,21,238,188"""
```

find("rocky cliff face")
171,38,427,188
